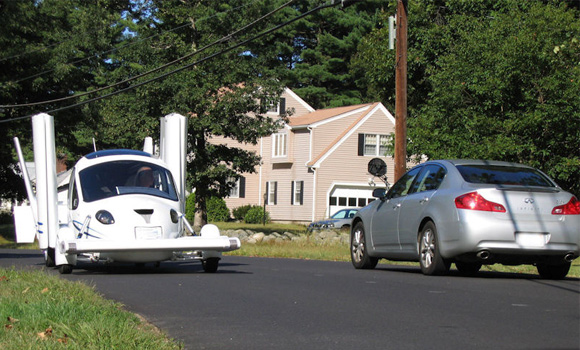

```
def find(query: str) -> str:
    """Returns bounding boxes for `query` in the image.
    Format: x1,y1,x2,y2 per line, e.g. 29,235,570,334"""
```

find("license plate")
516,232,548,247
135,226,162,240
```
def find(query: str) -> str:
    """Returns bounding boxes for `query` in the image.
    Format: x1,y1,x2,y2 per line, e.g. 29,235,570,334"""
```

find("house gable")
307,103,393,168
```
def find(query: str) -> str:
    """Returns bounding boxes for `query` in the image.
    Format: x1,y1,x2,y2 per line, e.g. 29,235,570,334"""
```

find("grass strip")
0,267,182,350
224,238,580,277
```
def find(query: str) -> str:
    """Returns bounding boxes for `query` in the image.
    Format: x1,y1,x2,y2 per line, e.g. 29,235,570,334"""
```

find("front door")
369,166,422,251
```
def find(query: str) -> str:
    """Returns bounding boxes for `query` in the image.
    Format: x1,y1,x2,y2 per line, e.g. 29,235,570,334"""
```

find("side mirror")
372,188,386,199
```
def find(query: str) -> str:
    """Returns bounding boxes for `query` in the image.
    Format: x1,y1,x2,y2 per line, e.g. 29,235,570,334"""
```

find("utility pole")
394,0,408,182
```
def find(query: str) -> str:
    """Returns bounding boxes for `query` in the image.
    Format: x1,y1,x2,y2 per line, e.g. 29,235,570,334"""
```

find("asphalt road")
1,249,579,350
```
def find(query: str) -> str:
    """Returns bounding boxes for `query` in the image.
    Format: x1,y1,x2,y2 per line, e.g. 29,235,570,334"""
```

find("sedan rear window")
456,165,555,187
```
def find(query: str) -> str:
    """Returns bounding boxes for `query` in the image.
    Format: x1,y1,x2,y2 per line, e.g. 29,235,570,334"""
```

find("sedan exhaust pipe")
564,253,575,263
476,250,491,260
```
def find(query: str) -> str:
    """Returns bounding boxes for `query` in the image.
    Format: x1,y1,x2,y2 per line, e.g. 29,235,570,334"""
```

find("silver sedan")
350,160,580,279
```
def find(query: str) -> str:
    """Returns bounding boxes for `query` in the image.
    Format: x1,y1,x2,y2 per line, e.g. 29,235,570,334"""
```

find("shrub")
232,204,253,221
244,205,270,224
0,211,13,225
185,194,231,223
207,196,230,222
185,193,196,223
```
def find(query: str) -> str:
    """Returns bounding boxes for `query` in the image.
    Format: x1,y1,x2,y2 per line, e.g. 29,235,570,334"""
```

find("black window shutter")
279,98,286,116
291,181,294,205
299,181,304,205
239,177,245,198
274,181,278,205
265,182,269,204
358,133,364,156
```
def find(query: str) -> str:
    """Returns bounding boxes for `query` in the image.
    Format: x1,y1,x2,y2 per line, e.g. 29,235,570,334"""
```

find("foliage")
277,0,384,109
0,211,13,225
232,204,254,221
187,194,231,223
0,0,134,201
353,0,580,196
206,196,230,222
185,193,196,224
93,1,293,228
244,205,270,224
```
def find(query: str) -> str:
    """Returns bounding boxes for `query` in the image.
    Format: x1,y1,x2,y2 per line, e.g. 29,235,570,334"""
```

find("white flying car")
13,113,240,273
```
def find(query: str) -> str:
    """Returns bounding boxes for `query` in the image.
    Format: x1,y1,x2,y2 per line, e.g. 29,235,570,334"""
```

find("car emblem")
524,198,534,204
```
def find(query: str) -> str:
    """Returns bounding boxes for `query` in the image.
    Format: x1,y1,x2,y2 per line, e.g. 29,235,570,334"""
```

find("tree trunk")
193,197,207,233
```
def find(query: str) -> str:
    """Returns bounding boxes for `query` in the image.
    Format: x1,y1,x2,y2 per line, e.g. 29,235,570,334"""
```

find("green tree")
0,0,132,200
92,1,289,229
353,0,580,196
280,0,385,109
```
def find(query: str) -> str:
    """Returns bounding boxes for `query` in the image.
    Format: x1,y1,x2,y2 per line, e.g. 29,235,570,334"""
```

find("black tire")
350,222,378,269
58,264,73,274
537,262,571,280
418,221,450,276
455,262,482,276
202,258,220,273
45,248,56,267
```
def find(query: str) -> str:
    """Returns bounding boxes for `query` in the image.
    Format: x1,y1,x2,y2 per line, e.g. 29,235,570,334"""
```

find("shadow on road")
374,263,580,283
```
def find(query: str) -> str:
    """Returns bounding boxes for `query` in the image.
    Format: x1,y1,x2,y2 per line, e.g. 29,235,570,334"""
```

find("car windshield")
79,160,179,202
456,165,555,187
332,209,357,219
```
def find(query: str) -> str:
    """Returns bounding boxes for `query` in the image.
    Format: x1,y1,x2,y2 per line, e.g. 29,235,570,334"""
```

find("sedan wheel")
418,222,450,275
351,222,378,269
455,262,482,276
536,262,571,280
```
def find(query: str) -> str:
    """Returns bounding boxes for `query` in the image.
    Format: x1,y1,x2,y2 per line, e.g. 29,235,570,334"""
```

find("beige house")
209,88,396,224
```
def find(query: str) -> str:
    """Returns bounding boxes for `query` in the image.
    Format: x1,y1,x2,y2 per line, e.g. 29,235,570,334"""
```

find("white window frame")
266,101,279,114
272,133,287,157
228,178,240,198
364,133,391,156
292,180,303,206
267,181,277,205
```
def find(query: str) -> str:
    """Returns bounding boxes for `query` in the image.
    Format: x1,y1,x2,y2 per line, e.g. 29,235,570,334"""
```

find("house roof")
288,103,375,128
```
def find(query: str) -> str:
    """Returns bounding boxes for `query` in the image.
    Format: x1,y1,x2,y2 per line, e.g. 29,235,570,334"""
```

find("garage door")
328,185,379,217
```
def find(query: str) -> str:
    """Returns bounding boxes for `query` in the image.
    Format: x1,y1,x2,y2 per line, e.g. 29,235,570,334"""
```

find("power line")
0,0,292,110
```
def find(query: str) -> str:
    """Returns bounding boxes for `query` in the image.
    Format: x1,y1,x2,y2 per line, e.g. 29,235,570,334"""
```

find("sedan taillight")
455,192,506,213
552,196,580,215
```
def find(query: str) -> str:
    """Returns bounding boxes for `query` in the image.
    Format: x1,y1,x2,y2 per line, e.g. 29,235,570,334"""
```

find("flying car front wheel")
202,258,220,273
58,264,73,274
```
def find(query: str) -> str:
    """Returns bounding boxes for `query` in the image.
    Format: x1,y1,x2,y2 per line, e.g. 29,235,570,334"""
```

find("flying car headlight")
96,210,115,225
170,209,179,224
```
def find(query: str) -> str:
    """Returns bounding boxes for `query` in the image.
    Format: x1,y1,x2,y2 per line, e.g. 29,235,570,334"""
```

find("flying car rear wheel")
58,264,73,274
202,258,220,273
45,248,56,267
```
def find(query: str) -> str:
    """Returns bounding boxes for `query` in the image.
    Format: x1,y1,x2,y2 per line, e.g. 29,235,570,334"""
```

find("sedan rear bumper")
438,211,580,263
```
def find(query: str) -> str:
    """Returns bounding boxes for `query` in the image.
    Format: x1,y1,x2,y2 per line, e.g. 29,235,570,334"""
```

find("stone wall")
222,229,350,245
